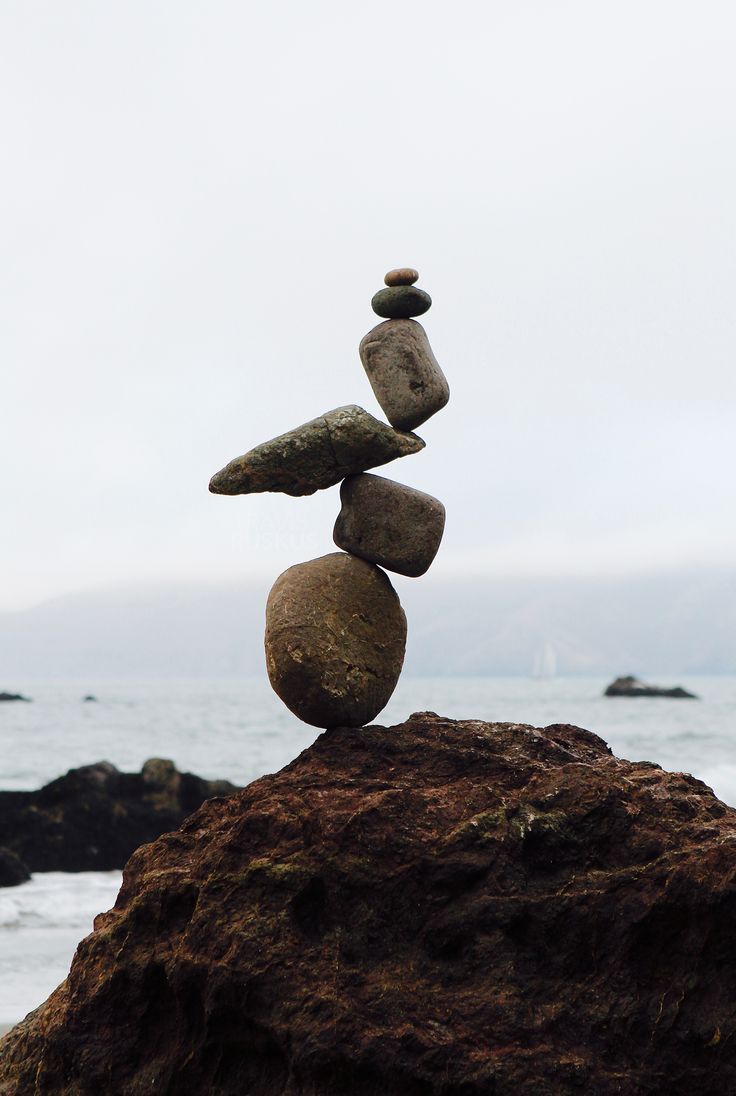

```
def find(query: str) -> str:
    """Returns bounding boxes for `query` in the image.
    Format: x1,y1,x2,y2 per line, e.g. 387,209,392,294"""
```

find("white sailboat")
532,641,557,679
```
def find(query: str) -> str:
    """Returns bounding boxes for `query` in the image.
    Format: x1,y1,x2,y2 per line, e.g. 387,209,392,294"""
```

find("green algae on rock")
209,404,424,497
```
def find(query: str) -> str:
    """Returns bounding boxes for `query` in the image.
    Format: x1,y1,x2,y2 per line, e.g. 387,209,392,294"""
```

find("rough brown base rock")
2,714,736,1095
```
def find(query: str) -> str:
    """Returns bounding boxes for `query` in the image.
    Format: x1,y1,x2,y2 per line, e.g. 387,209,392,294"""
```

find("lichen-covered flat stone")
209,405,424,497
265,552,406,727
333,473,446,577
359,319,450,431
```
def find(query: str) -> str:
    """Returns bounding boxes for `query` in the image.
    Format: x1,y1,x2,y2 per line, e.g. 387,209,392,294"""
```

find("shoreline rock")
0,848,30,887
2,713,735,1093
0,758,238,881
0,691,31,702
604,675,698,698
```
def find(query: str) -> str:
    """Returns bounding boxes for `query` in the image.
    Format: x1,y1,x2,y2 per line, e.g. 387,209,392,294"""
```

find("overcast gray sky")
3,1,735,611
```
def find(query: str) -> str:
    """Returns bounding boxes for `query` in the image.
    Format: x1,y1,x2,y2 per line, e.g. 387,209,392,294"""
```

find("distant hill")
1,568,734,680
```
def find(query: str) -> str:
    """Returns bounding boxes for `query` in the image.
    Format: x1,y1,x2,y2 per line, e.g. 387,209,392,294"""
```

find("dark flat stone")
371,285,432,319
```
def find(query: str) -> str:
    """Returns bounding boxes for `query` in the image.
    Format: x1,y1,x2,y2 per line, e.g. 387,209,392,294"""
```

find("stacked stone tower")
209,268,449,727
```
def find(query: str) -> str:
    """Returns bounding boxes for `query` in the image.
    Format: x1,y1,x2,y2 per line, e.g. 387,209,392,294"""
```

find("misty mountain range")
1,568,734,681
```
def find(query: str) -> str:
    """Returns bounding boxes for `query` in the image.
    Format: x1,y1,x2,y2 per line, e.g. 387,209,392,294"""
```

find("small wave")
0,872,122,931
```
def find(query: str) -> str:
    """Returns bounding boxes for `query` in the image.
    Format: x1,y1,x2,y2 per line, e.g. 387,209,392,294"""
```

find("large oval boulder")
265,552,406,727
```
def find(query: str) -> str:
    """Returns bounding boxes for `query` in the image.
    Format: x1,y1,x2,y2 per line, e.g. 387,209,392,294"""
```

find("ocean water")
0,674,734,1026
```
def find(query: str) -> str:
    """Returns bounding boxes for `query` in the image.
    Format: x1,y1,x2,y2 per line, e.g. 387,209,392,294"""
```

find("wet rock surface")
3,713,736,1095
0,759,238,880
265,552,406,727
333,472,445,576
604,675,698,698
209,405,424,497
359,319,449,431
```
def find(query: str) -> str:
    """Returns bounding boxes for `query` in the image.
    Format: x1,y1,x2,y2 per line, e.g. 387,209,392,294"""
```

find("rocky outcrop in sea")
604,675,698,698
2,713,735,1094
0,758,238,884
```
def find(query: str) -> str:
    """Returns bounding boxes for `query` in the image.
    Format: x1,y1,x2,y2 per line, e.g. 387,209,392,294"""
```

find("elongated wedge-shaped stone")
334,473,446,577
359,319,449,431
209,405,424,497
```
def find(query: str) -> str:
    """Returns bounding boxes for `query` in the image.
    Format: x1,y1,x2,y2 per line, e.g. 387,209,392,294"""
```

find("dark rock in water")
604,675,698,698
0,759,238,881
209,404,424,497
3,713,736,1094
265,552,406,727
0,692,30,702
371,284,432,318
0,847,30,887
82,695,97,702
333,472,446,577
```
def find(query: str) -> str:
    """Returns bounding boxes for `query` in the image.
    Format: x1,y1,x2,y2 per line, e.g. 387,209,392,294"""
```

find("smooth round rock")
371,285,432,319
265,553,407,728
384,267,419,287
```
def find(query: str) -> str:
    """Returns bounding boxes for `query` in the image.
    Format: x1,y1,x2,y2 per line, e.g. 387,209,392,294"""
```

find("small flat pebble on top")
372,285,432,319
384,267,419,287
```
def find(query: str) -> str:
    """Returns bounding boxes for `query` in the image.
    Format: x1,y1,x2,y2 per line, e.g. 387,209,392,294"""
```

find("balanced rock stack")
210,268,449,728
